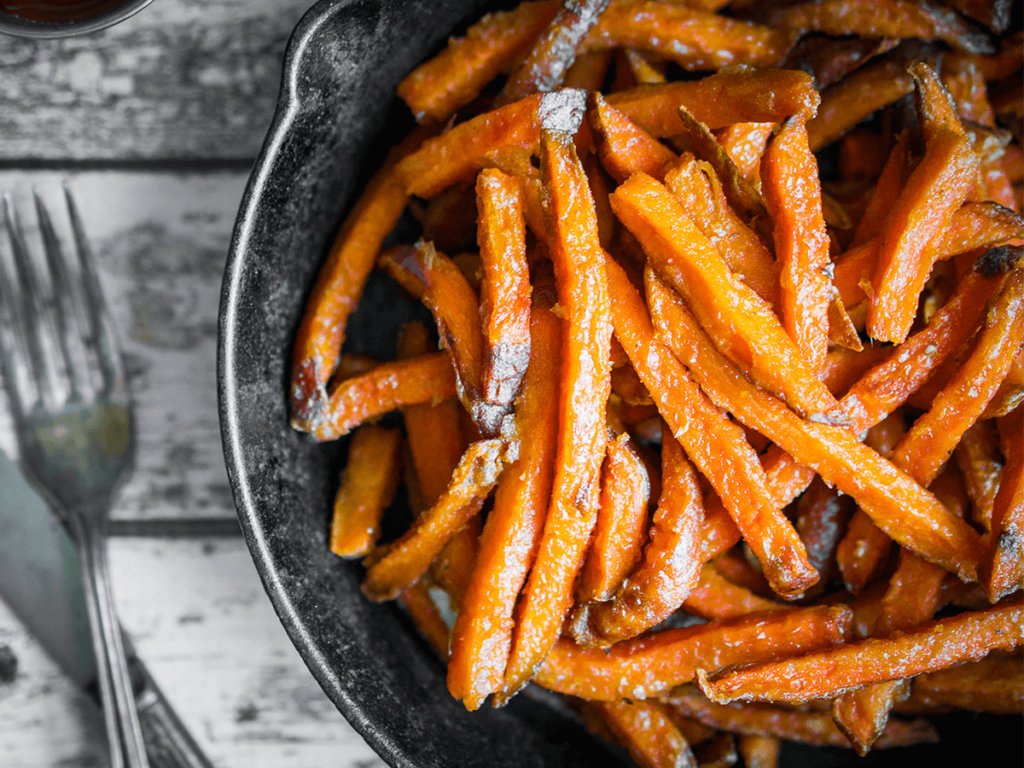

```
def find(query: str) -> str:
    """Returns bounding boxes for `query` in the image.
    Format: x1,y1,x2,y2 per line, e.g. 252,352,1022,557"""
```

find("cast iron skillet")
218,1,1021,765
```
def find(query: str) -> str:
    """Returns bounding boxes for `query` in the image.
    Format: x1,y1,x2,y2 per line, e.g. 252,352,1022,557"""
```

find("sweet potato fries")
290,1,1024,765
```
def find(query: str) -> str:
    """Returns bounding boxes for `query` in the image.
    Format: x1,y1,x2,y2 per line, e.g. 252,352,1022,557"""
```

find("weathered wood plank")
0,538,386,767
0,0,312,161
0,170,248,521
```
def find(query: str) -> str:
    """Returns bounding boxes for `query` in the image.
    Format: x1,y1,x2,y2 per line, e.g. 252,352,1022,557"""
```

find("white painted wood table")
0,3,386,766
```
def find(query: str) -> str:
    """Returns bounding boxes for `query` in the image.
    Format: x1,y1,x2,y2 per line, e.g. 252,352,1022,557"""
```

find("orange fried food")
663,157,777,305
769,0,993,54
476,169,531,426
502,127,613,700
311,353,457,442
806,54,915,152
291,128,430,428
584,1,796,70
578,433,651,604
697,598,1024,706
581,699,697,768
611,172,841,422
605,69,819,137
647,271,984,582
535,604,851,700
362,437,510,602
682,563,786,621
981,406,1024,602
867,64,981,344
448,270,562,712
398,581,451,661
667,686,937,750
586,430,705,644
329,425,402,558
890,268,1024,486
397,1,558,123
715,122,774,185
588,92,679,184
499,0,610,105
955,419,1004,533
761,114,832,370
897,654,1024,714
606,256,816,598
414,242,500,435
399,89,587,199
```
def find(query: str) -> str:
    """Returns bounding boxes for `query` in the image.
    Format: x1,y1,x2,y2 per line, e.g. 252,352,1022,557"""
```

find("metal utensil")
0,450,214,768
0,185,149,768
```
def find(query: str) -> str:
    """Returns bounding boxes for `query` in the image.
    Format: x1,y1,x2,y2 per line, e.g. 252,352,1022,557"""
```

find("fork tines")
0,186,123,417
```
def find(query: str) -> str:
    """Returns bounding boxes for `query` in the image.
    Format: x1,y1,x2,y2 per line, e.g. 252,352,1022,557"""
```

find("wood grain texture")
0,538,387,768
0,0,311,161
0,171,244,521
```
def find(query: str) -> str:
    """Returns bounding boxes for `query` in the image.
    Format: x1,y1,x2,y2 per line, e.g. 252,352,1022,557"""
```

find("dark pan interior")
217,1,1022,765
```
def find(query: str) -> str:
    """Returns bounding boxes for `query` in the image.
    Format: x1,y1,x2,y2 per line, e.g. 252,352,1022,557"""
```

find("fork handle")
74,517,151,768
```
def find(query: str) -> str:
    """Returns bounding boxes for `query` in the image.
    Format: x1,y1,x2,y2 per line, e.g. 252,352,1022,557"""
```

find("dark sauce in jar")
0,0,126,22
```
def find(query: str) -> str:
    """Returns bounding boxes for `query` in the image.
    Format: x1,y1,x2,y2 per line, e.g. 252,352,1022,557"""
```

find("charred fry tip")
974,244,1024,277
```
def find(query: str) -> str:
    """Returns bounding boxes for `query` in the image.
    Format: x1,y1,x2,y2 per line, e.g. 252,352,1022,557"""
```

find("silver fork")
0,185,149,768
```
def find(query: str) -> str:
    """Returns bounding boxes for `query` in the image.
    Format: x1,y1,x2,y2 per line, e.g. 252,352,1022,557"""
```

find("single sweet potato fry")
890,269,1024,486
291,128,431,428
477,168,531,424
769,0,993,54
647,271,984,582
499,0,610,106
981,406,1024,601
955,419,1004,532
586,431,705,644
697,598,1024,706
663,157,777,306
605,70,819,137
867,67,981,343
761,114,833,370
362,438,509,602
611,172,841,422
311,353,457,442
414,241,501,436
583,1,796,70
329,425,402,558
398,582,451,661
806,55,916,152
606,257,817,597
399,89,587,199
448,271,562,712
682,563,787,621
397,1,558,123
501,128,613,700
667,686,938,750
897,655,1024,714
579,433,651,603
780,34,902,92
582,699,697,768
535,604,851,701
588,92,679,184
